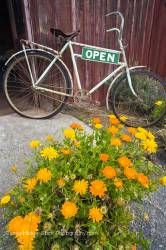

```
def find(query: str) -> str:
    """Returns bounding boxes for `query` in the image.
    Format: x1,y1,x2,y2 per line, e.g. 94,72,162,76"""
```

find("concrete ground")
0,92,165,250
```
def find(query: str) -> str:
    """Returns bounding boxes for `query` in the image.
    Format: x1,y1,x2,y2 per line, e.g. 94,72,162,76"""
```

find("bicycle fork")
119,40,138,97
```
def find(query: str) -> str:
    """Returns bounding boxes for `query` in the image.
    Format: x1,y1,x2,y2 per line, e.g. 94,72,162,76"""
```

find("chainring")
73,90,91,108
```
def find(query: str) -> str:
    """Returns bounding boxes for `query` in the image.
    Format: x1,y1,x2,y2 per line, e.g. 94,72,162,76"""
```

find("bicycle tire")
107,69,166,127
3,50,72,119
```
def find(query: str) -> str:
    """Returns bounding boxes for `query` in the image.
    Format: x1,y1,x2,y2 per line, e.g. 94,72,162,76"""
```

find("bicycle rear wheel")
107,70,166,127
3,50,72,119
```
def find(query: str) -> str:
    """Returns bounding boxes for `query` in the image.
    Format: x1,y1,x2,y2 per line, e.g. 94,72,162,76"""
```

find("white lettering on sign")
100,52,106,61
107,53,115,62
93,50,100,59
85,50,93,58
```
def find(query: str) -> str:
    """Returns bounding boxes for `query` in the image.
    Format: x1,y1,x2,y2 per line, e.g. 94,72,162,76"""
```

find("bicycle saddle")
50,28,80,41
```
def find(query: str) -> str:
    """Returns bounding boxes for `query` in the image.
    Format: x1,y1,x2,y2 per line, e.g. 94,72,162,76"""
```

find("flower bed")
1,116,166,250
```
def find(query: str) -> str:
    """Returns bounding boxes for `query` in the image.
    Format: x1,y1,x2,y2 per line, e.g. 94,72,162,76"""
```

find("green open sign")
82,47,120,64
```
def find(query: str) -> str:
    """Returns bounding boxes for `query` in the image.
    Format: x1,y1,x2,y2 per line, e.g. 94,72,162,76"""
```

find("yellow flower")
36,168,52,183
137,173,149,188
124,167,137,180
57,178,65,188
29,140,40,149
70,122,84,130
64,128,75,140
119,115,127,122
73,140,80,147
111,138,122,146
45,135,54,142
159,176,166,186
40,146,59,161
142,139,157,154
92,117,101,124
0,195,11,205
121,134,132,142
73,179,88,195
99,153,109,162
10,165,17,173
144,212,149,221
95,123,103,129
102,166,117,179
155,100,163,106
135,132,147,140
61,201,78,219
127,127,137,136
114,178,123,189
61,148,72,155
90,180,107,198
24,178,37,193
89,207,103,222
107,126,119,135
118,156,133,168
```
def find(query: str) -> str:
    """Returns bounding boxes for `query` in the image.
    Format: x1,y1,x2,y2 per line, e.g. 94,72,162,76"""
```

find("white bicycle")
3,11,166,127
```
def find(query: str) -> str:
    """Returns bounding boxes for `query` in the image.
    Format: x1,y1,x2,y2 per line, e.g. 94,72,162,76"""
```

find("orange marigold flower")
121,134,132,142
92,117,101,124
90,180,107,198
108,115,120,125
160,176,166,186
131,244,137,250
124,167,137,180
107,126,119,135
89,207,103,222
118,156,133,168
24,177,37,193
114,178,123,189
36,168,52,183
99,153,109,162
61,148,72,155
137,173,149,188
70,123,83,130
8,212,41,250
61,201,78,219
57,178,65,188
102,166,117,179
73,179,88,195
111,138,122,146
128,127,137,136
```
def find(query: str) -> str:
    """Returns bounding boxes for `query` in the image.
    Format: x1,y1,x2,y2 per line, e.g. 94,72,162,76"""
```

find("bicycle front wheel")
3,50,72,119
107,70,166,127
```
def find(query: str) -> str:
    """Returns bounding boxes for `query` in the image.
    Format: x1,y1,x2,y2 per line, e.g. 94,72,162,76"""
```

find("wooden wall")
26,0,166,104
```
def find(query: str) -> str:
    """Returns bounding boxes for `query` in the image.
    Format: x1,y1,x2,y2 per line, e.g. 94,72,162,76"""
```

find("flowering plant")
1,116,165,250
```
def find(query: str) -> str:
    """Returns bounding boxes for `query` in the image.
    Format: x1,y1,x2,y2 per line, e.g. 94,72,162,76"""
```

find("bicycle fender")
4,49,74,91
107,65,147,90
106,65,147,110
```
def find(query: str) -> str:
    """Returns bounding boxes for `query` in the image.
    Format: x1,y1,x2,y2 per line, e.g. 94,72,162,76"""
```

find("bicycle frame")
22,39,136,97
6,11,143,98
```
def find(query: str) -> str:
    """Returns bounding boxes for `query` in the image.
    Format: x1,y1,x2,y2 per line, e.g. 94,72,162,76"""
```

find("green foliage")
2,122,162,250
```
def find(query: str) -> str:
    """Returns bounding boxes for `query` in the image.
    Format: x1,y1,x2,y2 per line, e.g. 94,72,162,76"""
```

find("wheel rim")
109,72,166,127
4,53,67,118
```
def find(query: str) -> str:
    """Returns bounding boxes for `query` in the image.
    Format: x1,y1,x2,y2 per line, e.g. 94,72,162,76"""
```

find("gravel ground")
0,112,165,250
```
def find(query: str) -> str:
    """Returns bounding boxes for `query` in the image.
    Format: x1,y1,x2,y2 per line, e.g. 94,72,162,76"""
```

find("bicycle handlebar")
105,11,124,41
